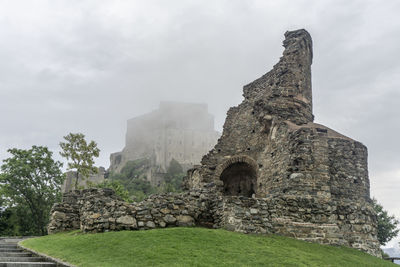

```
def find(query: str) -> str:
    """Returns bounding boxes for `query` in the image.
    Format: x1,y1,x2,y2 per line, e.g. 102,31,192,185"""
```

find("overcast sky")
0,0,399,246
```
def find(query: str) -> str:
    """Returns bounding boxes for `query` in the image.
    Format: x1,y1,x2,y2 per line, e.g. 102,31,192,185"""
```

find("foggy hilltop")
62,101,220,192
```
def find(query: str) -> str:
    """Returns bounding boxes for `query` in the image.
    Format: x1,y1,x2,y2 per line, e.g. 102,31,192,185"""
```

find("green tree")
89,180,131,202
0,204,37,236
167,158,183,175
107,158,185,202
59,133,100,189
162,159,185,193
120,158,150,178
372,198,399,246
0,146,64,235
108,159,157,201
0,196,17,236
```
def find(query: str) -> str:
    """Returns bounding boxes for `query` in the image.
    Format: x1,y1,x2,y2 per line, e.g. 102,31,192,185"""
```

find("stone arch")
216,155,258,197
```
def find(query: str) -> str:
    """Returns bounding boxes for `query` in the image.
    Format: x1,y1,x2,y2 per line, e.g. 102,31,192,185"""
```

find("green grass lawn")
21,227,394,267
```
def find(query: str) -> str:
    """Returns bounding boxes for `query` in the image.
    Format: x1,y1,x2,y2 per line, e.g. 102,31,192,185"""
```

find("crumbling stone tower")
187,29,380,255
188,29,369,200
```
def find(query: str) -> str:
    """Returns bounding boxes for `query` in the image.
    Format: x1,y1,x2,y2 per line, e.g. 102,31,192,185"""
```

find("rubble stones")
116,216,136,226
163,214,176,224
176,215,195,226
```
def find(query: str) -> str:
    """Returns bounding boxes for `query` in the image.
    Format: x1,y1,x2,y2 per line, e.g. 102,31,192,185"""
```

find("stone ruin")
48,29,381,257
61,168,106,193
110,102,220,176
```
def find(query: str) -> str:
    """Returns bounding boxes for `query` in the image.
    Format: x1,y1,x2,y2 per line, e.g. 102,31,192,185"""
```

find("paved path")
0,238,55,267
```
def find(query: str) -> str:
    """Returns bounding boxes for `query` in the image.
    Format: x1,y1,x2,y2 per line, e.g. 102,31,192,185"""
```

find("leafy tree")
0,146,64,235
0,204,38,236
162,159,185,193
107,158,185,202
59,133,100,189
372,198,399,246
89,180,131,202
108,159,157,201
109,173,156,202
120,158,150,178
0,208,16,236
167,158,183,175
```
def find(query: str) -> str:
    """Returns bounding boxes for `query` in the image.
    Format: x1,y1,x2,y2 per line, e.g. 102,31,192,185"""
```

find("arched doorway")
220,162,256,197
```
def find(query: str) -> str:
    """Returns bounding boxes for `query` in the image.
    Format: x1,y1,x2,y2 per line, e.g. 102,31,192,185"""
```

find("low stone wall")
48,190,82,233
80,189,217,232
215,196,272,234
48,188,217,234
216,195,379,256
48,188,380,257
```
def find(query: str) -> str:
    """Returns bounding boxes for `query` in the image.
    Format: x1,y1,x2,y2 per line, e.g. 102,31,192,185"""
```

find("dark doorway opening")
220,162,256,197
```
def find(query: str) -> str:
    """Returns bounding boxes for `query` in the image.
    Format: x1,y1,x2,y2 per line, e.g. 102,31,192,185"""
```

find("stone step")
0,250,23,253
0,238,57,267
0,263,56,267
1,239,26,244
0,242,21,246
0,258,45,263
0,254,31,258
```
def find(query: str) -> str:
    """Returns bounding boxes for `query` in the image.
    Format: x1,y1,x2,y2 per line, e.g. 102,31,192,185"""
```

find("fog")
0,0,399,246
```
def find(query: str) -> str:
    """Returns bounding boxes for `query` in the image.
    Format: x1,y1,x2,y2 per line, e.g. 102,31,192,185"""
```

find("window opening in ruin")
220,162,256,197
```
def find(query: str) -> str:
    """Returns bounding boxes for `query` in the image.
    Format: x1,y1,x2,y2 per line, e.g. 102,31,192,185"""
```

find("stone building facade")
48,29,380,257
109,102,220,177
61,168,106,193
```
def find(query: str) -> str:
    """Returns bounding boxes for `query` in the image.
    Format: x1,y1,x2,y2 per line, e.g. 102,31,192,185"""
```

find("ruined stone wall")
61,167,106,193
215,194,378,255
186,29,380,256
47,190,82,232
48,188,380,256
48,29,380,258
48,188,217,234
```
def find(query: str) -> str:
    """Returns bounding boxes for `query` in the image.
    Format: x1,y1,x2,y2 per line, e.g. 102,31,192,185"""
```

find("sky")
0,0,399,246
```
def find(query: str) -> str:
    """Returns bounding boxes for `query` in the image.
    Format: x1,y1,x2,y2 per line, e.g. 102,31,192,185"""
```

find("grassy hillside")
21,228,393,267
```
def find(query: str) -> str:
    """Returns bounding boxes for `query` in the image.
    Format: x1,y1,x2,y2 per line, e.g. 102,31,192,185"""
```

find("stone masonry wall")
185,29,380,256
48,188,217,234
48,188,380,257
218,195,378,253
48,190,82,233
